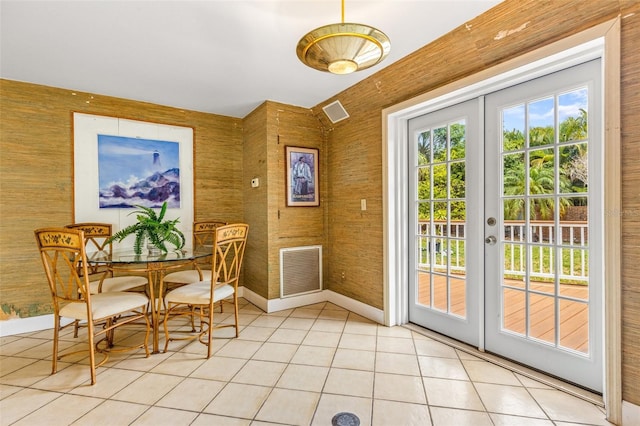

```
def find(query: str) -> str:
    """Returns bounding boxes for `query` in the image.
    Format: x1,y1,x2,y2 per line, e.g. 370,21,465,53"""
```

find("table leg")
96,256,205,355
145,267,158,353
146,263,167,354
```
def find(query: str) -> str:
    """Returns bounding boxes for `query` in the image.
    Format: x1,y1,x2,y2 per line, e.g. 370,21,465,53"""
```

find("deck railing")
418,220,589,282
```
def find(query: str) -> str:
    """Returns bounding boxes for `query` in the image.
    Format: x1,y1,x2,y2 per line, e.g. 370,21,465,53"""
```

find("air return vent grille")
280,245,322,298
322,100,349,123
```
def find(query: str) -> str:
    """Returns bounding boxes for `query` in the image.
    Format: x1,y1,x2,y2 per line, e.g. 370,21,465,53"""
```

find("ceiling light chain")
296,0,391,75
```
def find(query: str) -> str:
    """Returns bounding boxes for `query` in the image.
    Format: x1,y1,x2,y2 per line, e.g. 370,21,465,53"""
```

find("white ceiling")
1,0,502,118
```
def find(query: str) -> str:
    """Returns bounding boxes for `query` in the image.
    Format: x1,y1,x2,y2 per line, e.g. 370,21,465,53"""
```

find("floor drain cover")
331,412,360,426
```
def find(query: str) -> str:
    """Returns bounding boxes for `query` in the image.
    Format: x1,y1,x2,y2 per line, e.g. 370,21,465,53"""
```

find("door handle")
485,235,497,245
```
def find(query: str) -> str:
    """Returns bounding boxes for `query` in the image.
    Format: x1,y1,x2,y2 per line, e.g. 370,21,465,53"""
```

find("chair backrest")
212,223,249,288
34,227,92,313
66,223,115,277
193,220,228,249
65,223,113,254
193,220,227,265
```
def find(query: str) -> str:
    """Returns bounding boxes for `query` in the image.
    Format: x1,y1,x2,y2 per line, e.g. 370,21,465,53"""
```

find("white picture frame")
73,113,194,250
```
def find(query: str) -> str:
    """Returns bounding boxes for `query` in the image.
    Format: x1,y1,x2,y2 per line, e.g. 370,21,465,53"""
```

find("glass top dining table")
87,248,211,265
86,248,211,353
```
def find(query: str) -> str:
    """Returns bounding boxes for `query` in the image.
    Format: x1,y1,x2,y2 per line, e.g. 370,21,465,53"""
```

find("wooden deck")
417,274,589,353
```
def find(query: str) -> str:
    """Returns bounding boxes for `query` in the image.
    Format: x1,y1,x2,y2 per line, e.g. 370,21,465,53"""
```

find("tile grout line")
403,323,604,407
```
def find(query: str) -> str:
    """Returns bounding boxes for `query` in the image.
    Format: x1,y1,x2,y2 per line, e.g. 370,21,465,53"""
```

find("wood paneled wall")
242,101,325,300
619,0,640,406
0,80,243,319
266,102,325,299
242,103,270,299
313,0,640,407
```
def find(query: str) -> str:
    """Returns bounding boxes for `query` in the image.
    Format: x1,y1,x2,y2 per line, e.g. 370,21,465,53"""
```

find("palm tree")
503,147,572,220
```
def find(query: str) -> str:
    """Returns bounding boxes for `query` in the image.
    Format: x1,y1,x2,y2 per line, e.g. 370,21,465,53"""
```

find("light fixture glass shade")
297,22,391,74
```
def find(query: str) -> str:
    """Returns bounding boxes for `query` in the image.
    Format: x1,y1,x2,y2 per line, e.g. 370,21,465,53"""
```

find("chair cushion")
163,269,212,284
164,281,234,305
60,292,149,321
89,276,148,294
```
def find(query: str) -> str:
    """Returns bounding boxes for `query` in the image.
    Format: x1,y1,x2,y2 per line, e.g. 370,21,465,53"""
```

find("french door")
408,59,602,391
408,99,483,347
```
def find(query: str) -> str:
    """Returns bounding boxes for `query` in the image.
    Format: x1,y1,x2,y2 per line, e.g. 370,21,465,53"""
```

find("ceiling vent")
322,100,349,124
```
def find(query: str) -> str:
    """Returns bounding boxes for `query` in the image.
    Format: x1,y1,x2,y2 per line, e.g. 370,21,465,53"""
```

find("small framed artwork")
285,146,319,206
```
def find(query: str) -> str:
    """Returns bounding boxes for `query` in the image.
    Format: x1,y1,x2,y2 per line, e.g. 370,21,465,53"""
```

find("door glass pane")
418,131,431,165
417,237,430,265
433,127,447,162
529,293,555,344
503,220,524,241
503,104,525,151
434,202,447,223
529,241,554,296
417,271,431,307
503,243,525,284
559,248,589,298
503,287,525,335
433,274,448,312
528,97,554,147
561,196,588,245
434,238,447,272
450,162,465,198
529,149,555,195
530,216,555,245
418,167,431,199
559,88,588,142
503,153,525,196
560,143,588,193
451,201,466,221
417,211,430,235
559,299,589,353
450,120,466,159
450,275,466,317
449,238,465,273
432,164,447,199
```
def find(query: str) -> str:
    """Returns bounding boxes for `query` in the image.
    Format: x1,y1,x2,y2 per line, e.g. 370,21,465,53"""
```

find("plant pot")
147,244,163,256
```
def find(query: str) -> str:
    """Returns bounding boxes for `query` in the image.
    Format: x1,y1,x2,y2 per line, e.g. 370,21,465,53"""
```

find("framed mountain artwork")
97,134,180,209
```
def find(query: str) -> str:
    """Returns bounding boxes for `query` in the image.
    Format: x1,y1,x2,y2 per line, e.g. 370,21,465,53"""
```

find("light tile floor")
0,299,612,425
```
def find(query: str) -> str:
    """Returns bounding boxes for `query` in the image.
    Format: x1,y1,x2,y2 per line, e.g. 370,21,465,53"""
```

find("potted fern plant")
107,201,186,255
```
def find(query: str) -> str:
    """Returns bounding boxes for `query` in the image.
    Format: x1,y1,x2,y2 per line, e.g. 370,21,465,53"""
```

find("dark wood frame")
285,146,319,207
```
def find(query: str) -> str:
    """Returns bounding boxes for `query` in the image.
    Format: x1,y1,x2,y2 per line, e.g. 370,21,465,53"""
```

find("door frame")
382,19,621,423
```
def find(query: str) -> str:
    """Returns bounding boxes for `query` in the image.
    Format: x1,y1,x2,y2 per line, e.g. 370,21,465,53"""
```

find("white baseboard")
239,286,384,324
622,400,640,426
325,290,385,324
237,285,268,312
0,315,53,337
266,290,327,313
0,315,73,337
2,288,384,336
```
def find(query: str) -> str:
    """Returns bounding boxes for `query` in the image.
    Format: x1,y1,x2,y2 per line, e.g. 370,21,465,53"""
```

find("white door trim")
382,18,621,423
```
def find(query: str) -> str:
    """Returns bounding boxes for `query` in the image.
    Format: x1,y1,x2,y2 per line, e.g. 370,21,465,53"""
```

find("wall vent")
280,245,322,298
322,100,349,124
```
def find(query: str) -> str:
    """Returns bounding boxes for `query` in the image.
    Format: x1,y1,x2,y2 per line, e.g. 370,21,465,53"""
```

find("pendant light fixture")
296,0,391,75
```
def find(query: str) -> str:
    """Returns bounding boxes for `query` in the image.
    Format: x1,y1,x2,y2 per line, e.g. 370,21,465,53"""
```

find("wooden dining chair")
162,220,228,331
163,220,228,287
66,223,150,337
162,223,248,357
34,227,151,385
65,223,148,294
